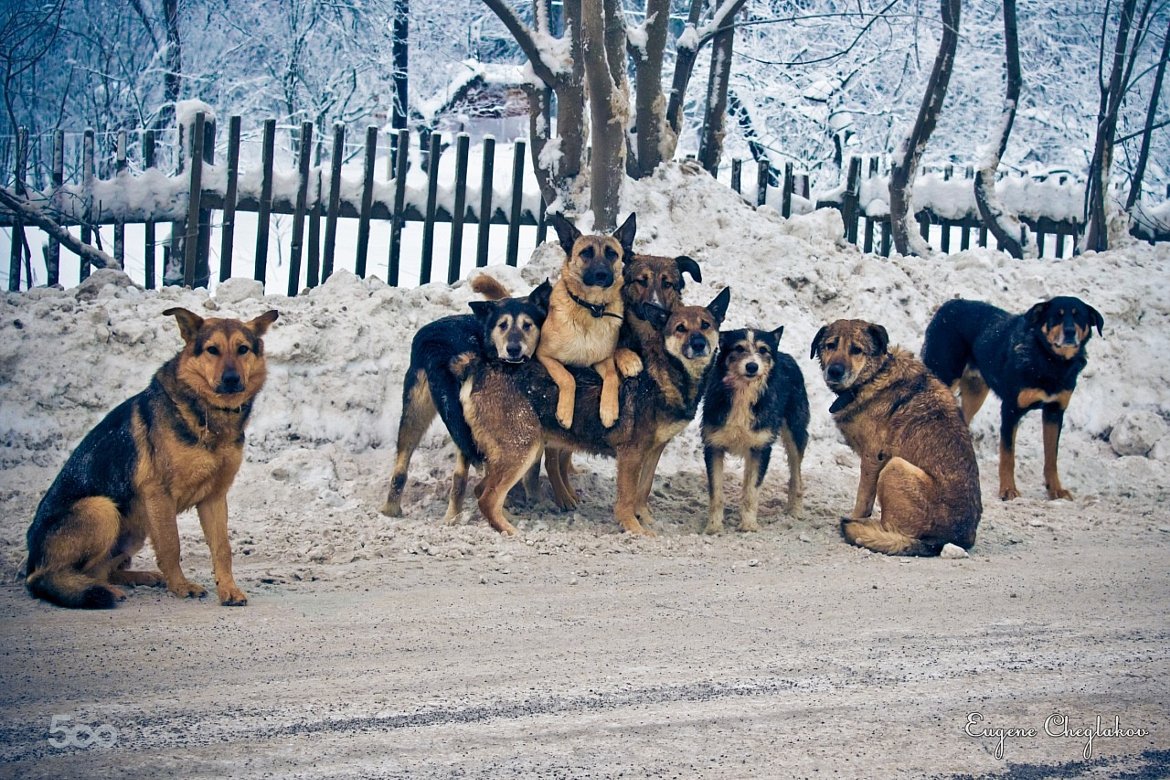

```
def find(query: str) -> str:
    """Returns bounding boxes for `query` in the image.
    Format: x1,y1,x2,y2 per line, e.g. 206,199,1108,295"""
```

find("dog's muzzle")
502,343,528,363
683,334,710,359
583,268,614,288
823,362,847,387
217,369,244,394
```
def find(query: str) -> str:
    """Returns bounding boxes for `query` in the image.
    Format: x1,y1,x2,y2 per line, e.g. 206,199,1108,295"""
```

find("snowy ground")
0,163,1168,778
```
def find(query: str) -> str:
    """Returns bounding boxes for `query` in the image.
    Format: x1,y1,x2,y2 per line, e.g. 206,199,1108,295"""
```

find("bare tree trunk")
0,187,120,271
1125,14,1170,211
974,0,1026,258
1083,0,1139,253
581,0,628,230
157,0,181,129
391,0,409,130
630,0,671,177
889,0,960,257
697,19,734,175
665,0,748,144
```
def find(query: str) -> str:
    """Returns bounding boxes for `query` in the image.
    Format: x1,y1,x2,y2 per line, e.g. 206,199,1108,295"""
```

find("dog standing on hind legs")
702,326,809,534
25,307,278,608
921,296,1104,501
811,319,982,556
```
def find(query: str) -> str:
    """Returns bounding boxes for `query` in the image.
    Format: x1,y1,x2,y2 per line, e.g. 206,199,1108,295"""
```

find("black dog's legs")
997,403,1026,500
1041,402,1071,500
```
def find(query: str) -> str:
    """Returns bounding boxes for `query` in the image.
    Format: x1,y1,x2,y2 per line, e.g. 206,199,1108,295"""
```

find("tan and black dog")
457,288,730,536
811,319,981,556
25,307,278,608
921,296,1103,500
381,275,551,522
544,251,703,511
538,213,640,431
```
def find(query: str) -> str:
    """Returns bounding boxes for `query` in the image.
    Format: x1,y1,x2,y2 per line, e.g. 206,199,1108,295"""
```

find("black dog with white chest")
702,326,809,533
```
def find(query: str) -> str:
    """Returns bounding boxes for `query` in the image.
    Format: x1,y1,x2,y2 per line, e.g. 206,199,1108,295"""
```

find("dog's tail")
841,519,943,557
26,569,120,609
471,274,511,301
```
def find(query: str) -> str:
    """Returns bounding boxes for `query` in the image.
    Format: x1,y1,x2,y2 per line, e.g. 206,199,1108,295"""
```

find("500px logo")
47,714,119,749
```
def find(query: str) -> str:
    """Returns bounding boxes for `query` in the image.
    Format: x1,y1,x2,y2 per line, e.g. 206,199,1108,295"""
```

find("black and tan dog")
921,296,1103,500
458,288,730,536
702,326,809,533
538,213,640,431
811,319,982,556
381,275,551,521
544,250,703,511
25,307,278,608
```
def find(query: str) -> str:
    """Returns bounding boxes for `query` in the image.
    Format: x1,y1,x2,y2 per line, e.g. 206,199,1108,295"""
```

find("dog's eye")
498,322,508,331
522,322,532,331
849,346,863,356
733,345,745,354
759,347,770,357
662,279,673,289
675,324,687,334
605,247,617,260
206,345,221,356
700,321,710,330
237,345,250,356
636,278,649,287
580,247,594,260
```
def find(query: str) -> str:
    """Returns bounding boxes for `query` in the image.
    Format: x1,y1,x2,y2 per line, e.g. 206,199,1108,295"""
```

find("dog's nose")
688,334,708,356
745,361,759,376
219,370,243,393
1062,326,1079,344
506,342,523,359
825,363,846,383
584,268,613,288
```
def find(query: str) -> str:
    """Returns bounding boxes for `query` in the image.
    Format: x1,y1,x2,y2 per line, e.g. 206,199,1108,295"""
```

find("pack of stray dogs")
23,213,1105,609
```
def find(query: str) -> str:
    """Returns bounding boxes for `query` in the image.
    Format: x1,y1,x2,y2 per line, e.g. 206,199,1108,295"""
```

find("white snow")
1,162,1167,574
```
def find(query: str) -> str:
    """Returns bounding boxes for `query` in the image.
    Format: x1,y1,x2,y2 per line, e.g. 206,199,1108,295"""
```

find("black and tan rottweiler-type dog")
702,326,809,534
921,296,1103,501
543,250,704,511
811,319,982,556
537,213,641,431
457,287,731,537
381,275,551,521
25,307,279,609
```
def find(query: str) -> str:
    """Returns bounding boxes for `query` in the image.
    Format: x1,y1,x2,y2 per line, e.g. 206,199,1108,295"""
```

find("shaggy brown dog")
811,319,981,556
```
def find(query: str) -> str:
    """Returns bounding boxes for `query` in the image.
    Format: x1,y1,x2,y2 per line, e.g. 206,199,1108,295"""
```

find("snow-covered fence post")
6,127,27,291
841,156,862,244
781,162,793,218
476,135,496,268
81,129,94,281
756,160,769,207
389,128,410,286
47,130,63,287
420,132,443,282
354,126,378,279
447,132,470,284
113,131,126,268
219,116,242,283
322,123,346,284
731,159,742,198
181,111,205,288
287,121,313,297
255,120,278,286
506,140,526,267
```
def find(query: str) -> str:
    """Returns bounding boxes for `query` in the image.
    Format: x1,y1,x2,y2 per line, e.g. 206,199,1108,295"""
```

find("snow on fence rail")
3,114,1143,294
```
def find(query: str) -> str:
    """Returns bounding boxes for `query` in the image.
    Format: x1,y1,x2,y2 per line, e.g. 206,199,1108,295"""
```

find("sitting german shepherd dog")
26,308,278,608
456,288,731,536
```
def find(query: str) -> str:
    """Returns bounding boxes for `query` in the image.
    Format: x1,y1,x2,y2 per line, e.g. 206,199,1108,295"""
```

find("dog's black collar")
828,390,856,414
211,402,248,414
568,288,623,320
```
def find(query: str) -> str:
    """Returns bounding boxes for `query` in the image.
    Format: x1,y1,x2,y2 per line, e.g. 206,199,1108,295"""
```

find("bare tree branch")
0,187,121,272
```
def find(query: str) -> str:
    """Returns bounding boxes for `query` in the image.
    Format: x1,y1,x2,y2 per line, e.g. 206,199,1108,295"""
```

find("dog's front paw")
615,349,643,378
218,585,248,607
556,398,575,429
600,399,619,428
168,579,207,600
738,516,760,533
704,518,724,535
1047,487,1072,501
999,486,1021,501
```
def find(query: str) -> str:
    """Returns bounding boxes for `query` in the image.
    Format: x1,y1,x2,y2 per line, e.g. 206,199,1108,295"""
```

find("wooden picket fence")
2,116,1116,294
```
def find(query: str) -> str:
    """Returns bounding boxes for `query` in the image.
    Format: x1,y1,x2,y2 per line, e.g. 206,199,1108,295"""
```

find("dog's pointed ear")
810,325,828,360
1087,303,1105,336
719,330,736,350
644,304,671,331
613,213,637,258
248,310,279,337
163,307,204,344
527,279,553,318
675,255,701,285
549,212,580,256
1025,300,1050,327
771,325,785,343
707,286,731,326
867,323,890,355
468,300,494,322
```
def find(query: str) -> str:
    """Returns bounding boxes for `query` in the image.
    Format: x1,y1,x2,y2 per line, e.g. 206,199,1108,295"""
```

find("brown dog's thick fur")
811,319,982,556
25,308,278,608
458,288,730,536
538,213,639,431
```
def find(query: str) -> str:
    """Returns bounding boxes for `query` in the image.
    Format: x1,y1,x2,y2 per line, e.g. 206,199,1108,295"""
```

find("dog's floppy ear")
163,307,204,344
810,325,828,360
771,325,785,343
1086,303,1105,336
613,213,637,258
1024,300,1050,327
527,279,553,319
248,309,279,337
707,286,731,326
675,255,701,285
867,323,890,355
549,212,580,256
